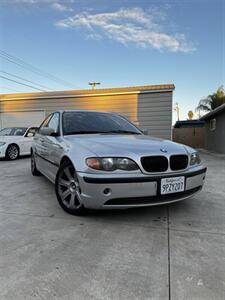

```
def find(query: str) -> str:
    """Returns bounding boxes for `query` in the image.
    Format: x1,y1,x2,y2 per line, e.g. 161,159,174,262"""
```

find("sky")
0,0,224,122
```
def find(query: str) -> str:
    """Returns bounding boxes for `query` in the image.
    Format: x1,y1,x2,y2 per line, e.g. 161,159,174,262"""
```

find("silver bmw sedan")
31,110,207,215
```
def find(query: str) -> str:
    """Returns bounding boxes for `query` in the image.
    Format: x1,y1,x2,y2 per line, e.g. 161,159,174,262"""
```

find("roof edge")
0,84,175,100
200,103,225,120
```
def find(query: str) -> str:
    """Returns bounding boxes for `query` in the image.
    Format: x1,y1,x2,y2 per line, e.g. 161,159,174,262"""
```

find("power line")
0,50,79,89
0,75,45,92
0,86,20,93
0,50,76,88
0,70,52,91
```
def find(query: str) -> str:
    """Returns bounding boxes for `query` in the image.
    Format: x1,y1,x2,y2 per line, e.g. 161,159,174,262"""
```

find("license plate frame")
160,176,185,195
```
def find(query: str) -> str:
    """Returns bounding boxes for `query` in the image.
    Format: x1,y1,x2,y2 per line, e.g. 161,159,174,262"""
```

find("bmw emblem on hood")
160,148,167,153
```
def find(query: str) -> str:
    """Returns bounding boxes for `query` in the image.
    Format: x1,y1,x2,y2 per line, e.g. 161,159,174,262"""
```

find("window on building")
210,118,216,131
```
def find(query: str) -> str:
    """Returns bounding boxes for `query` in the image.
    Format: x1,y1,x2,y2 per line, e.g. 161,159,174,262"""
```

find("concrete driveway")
0,152,225,300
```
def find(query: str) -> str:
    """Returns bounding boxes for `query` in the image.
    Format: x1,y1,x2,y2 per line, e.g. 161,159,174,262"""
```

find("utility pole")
174,102,180,121
88,82,101,90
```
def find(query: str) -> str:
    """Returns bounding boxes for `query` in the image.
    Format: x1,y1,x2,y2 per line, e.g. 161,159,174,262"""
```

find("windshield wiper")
64,131,104,135
64,130,141,135
102,130,141,135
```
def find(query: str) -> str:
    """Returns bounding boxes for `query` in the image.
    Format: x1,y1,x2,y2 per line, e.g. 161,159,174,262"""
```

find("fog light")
103,188,111,195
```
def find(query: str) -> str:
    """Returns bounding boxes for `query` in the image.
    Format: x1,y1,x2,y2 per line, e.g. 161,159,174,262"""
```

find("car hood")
65,134,189,157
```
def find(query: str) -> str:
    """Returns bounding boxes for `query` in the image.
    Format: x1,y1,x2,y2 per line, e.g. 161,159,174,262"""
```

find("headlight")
101,158,115,171
86,157,139,171
190,152,201,165
0,142,6,147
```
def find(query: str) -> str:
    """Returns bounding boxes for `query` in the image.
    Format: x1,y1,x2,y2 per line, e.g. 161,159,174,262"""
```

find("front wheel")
6,144,19,160
55,161,87,216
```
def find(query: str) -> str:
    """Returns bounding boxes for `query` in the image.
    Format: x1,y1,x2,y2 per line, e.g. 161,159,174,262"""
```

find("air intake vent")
104,187,202,206
170,155,188,171
141,156,168,172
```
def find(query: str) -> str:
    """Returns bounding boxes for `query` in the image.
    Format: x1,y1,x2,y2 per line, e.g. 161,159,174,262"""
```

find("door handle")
40,138,44,143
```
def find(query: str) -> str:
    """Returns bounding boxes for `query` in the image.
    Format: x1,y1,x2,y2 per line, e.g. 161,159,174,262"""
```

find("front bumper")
77,166,207,209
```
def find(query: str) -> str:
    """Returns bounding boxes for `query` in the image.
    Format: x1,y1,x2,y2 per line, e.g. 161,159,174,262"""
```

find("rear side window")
0,128,12,136
0,127,27,136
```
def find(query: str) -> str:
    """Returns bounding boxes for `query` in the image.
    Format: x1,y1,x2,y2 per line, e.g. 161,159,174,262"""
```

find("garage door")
0,111,45,129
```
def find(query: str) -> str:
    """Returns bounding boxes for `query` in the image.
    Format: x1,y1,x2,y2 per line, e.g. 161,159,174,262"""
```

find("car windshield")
0,127,27,136
62,112,142,136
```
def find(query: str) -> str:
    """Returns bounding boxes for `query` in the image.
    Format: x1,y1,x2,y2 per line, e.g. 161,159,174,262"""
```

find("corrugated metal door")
0,111,45,129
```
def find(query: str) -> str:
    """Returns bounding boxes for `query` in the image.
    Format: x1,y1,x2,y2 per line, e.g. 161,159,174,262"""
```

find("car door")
41,112,63,181
11,128,27,155
34,114,53,173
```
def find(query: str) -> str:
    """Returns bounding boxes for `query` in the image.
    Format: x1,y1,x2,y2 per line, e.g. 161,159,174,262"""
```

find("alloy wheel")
7,145,19,160
57,165,82,209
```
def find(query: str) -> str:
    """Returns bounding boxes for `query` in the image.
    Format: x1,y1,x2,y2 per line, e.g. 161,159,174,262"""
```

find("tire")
6,144,19,160
55,160,87,216
31,152,42,176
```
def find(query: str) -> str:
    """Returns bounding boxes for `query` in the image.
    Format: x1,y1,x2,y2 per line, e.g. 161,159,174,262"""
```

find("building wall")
138,92,172,139
0,90,173,139
173,127,205,149
205,112,225,153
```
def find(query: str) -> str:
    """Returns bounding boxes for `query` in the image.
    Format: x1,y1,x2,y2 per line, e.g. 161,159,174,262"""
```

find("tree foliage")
196,86,225,114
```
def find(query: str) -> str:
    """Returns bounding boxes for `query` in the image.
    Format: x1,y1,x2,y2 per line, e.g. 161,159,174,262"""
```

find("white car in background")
0,127,38,160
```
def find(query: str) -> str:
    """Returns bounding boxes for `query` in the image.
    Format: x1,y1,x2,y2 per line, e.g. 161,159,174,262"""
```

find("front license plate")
161,176,185,195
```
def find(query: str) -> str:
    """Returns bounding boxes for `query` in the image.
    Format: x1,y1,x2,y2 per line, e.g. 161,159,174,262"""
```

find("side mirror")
39,127,58,136
27,132,34,137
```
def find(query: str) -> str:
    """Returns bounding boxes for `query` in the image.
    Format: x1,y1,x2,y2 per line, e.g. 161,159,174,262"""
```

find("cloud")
12,0,55,3
11,0,74,11
56,8,195,53
51,2,73,12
